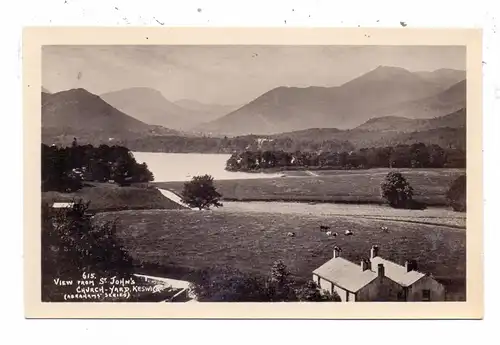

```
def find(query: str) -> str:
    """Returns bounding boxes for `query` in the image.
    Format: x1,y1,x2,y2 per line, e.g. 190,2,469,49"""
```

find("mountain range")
41,88,180,145
41,65,466,150
197,66,465,136
100,87,239,131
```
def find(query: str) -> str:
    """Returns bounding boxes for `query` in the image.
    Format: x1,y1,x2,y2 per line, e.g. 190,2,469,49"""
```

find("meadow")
96,209,466,300
42,183,186,212
220,201,466,228
155,168,465,206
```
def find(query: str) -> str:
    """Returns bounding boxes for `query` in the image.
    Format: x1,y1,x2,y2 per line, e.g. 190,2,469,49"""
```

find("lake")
132,152,283,182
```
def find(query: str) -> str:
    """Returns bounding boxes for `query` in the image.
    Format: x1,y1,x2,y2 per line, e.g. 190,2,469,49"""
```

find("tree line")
225,143,466,172
42,140,154,192
111,135,355,154
190,260,341,302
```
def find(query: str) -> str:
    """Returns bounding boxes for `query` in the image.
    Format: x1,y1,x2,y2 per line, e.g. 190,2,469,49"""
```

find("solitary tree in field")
380,171,414,208
181,174,223,210
446,174,466,212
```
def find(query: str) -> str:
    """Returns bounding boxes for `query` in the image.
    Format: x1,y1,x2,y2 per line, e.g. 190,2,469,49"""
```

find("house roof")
313,257,378,293
370,257,425,287
51,202,74,208
313,255,427,293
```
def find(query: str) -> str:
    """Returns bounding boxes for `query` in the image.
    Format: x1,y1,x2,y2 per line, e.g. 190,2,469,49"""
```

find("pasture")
96,209,466,300
42,183,186,212
155,168,465,206
219,201,466,228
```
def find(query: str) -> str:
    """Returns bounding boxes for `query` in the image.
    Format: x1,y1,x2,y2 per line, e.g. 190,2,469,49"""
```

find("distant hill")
271,108,466,150
369,79,466,120
42,86,51,94
42,88,179,145
100,87,197,130
198,66,458,136
371,127,466,151
174,99,240,124
414,68,466,90
355,108,466,132
42,91,51,105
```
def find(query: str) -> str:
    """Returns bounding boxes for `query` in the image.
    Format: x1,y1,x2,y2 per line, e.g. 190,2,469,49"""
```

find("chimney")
405,260,411,272
370,245,379,259
405,260,417,272
377,263,385,278
333,246,341,258
361,259,371,271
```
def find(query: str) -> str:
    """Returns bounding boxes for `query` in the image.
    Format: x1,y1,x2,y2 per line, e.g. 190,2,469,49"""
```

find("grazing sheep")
345,230,353,236
320,225,330,231
287,232,296,237
333,232,338,237
326,231,332,236
381,226,389,233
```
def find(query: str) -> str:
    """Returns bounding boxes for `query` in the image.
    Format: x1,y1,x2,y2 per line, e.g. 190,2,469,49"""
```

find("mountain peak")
370,65,413,75
51,88,98,100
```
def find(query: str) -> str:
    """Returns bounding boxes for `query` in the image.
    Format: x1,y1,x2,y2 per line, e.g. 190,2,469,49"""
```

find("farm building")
50,201,96,216
312,245,446,302
51,202,75,209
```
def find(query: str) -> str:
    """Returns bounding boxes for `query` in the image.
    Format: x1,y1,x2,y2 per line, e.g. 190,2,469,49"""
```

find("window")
422,289,431,301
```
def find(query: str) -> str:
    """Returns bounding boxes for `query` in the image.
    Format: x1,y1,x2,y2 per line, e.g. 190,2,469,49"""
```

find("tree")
225,154,240,171
380,171,414,208
42,199,134,301
295,280,342,302
181,174,223,210
446,174,466,212
190,267,271,302
410,143,430,168
189,261,342,302
268,260,296,301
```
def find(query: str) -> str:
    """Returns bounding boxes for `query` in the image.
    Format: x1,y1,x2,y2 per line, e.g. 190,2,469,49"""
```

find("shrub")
295,280,342,302
446,174,466,212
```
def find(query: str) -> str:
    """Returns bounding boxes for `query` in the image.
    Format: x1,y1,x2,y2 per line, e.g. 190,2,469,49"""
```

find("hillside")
42,88,179,145
42,86,51,94
42,184,186,212
371,127,466,150
198,66,458,136
273,109,466,150
355,108,466,132
371,80,466,120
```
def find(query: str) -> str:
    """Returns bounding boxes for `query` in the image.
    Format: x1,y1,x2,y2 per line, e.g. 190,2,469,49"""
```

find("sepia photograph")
24,28,483,318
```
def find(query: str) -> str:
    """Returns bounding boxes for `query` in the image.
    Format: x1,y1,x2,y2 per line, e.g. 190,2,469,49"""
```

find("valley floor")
45,167,467,301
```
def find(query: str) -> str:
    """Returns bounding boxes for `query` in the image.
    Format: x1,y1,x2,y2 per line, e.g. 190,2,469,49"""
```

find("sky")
42,45,465,105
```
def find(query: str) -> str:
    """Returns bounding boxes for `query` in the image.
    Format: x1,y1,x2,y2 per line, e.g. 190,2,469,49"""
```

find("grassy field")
96,209,466,300
155,168,465,206
219,201,466,228
42,183,185,212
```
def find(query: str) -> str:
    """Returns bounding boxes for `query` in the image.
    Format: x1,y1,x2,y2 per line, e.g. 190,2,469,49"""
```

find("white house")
312,245,446,302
